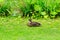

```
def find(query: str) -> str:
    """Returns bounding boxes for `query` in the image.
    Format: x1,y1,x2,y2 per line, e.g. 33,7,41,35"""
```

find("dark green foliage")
0,1,11,16
19,0,60,19
0,5,10,16
0,0,60,19
20,3,35,18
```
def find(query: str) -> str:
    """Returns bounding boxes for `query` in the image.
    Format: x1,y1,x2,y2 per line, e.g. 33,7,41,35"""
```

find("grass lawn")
0,17,60,40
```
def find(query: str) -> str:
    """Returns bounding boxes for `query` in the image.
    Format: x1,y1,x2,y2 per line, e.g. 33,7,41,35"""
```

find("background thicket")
0,0,60,19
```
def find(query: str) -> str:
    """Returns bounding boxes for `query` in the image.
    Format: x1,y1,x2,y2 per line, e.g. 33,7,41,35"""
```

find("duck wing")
31,22,40,26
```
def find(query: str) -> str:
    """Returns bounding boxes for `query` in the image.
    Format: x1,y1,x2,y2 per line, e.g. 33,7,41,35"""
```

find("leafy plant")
1,0,59,18
34,5,42,11
50,11,57,18
0,1,11,16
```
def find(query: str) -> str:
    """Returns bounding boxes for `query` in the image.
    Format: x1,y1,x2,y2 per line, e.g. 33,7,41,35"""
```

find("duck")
27,19,41,27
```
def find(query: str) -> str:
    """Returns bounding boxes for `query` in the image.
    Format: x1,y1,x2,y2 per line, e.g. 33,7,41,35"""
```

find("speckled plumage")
27,19,41,27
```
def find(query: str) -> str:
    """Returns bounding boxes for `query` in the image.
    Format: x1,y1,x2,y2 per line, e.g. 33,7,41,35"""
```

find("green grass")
0,17,60,40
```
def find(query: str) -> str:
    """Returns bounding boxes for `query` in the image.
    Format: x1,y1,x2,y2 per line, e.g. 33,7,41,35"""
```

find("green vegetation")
18,0,60,18
0,0,60,18
0,0,60,40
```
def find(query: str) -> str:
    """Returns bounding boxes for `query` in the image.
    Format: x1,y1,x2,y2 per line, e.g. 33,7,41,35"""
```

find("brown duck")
27,19,41,27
